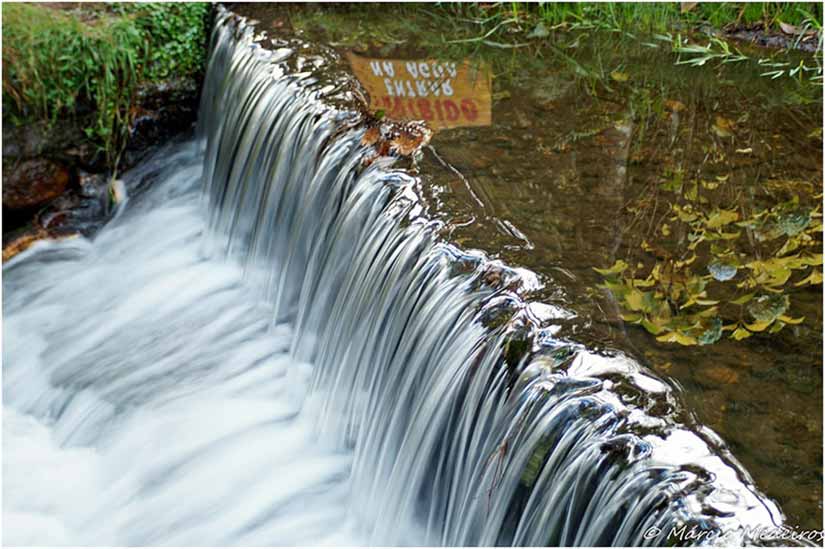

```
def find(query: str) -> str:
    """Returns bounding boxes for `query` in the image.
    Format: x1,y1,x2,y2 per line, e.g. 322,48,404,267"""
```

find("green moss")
2,2,210,169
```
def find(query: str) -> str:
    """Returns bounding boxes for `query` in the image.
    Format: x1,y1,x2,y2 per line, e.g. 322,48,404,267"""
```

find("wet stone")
3,158,72,210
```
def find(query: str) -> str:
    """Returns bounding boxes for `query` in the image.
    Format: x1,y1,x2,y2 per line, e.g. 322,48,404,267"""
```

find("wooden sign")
347,53,492,131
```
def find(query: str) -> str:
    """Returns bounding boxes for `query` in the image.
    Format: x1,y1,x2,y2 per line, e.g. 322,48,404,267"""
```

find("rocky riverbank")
2,3,211,259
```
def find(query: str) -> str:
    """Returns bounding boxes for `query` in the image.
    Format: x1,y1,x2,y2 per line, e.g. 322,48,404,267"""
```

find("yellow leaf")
777,315,805,325
610,70,629,82
625,289,646,311
621,312,642,322
745,320,772,332
641,317,665,335
657,331,698,346
706,209,740,229
731,326,752,340
594,260,629,276
795,270,822,286
730,292,755,305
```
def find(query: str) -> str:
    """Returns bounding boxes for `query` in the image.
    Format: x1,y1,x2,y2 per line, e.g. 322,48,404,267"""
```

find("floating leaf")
641,317,665,335
708,261,737,281
624,288,647,311
795,269,822,286
697,318,723,345
747,259,793,287
776,237,801,257
748,294,789,323
657,330,698,345
731,326,752,340
672,204,697,222
730,292,755,305
705,209,740,229
778,211,811,236
594,260,628,276
777,315,805,325
745,320,772,332
621,311,642,322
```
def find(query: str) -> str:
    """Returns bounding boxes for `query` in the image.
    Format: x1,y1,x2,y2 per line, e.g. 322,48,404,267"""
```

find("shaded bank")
2,3,212,245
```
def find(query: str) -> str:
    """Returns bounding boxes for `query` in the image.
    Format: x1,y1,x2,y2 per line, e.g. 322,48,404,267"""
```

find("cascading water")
4,7,788,547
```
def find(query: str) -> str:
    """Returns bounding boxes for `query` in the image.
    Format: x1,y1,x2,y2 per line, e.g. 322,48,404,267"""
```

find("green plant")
2,3,210,172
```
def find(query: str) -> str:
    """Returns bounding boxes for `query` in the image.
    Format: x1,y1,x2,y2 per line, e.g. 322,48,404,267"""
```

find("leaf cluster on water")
596,173,822,346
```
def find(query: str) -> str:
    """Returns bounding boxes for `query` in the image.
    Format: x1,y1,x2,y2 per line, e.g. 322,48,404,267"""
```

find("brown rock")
2,226,48,262
3,159,71,210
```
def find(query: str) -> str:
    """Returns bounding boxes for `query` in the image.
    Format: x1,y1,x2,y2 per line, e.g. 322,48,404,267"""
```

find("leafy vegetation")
596,169,822,346
2,3,210,170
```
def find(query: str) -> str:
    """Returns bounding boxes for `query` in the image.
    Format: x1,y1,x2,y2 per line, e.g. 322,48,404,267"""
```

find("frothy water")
3,145,375,545
3,7,786,547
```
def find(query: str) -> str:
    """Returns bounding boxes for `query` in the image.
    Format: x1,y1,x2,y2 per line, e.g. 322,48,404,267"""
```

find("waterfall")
197,8,784,546
3,6,786,547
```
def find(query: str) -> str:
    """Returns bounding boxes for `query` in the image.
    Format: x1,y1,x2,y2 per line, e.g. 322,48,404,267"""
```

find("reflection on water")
348,53,491,130
213,2,823,532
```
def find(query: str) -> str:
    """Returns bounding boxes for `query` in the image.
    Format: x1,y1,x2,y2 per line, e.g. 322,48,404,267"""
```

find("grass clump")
2,2,210,170
483,2,822,34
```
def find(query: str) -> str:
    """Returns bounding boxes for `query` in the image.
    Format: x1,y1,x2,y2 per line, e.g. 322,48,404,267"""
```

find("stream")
3,6,819,546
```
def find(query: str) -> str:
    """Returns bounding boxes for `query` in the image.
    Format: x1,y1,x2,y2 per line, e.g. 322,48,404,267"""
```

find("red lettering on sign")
417,99,433,120
443,100,460,121
460,99,478,121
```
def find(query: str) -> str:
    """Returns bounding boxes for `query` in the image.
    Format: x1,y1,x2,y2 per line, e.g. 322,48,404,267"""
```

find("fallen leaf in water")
656,330,698,345
706,208,739,229
593,259,629,276
712,116,735,138
748,294,789,323
735,147,753,154
664,99,686,112
361,126,380,146
708,261,738,281
795,269,822,286
730,325,752,340
610,70,629,82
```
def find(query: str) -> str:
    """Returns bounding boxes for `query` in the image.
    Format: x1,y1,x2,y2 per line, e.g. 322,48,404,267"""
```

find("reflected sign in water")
347,53,491,130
